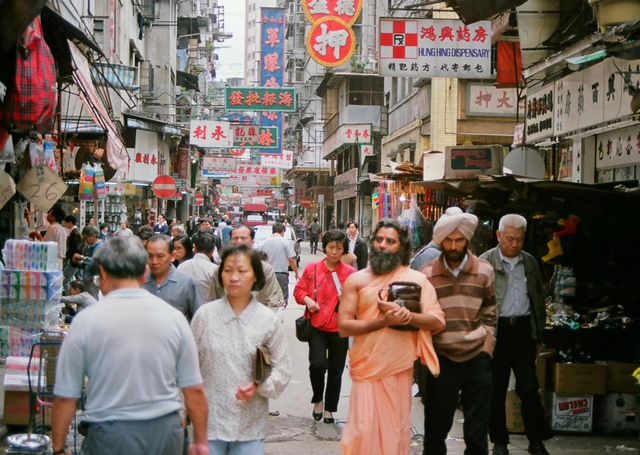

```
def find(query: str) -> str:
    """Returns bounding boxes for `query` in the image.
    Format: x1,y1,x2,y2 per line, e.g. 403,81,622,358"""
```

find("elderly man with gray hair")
480,214,551,455
51,236,210,455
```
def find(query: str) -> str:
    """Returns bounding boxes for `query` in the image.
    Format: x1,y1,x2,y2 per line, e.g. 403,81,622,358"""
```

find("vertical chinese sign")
260,8,286,155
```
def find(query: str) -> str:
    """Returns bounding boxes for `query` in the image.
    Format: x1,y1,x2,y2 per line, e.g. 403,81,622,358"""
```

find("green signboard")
225,87,296,112
232,125,279,149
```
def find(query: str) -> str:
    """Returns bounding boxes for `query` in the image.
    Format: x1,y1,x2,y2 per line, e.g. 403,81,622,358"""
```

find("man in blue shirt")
480,214,551,455
51,236,209,455
153,213,169,235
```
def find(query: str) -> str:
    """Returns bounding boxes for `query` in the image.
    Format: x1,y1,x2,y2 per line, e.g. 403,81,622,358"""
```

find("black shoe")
528,441,550,455
312,410,322,421
323,416,335,424
493,443,509,455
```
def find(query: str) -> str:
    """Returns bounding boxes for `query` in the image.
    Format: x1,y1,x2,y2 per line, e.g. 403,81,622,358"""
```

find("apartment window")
94,19,105,52
347,77,384,106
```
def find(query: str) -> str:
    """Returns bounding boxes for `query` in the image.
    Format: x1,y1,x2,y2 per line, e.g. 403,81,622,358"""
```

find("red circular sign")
302,0,362,27
277,200,285,209
307,17,356,68
153,175,177,199
301,196,312,208
229,148,246,157
195,194,204,206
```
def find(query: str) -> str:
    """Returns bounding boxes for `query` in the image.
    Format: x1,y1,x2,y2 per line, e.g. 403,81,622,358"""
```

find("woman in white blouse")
191,244,292,455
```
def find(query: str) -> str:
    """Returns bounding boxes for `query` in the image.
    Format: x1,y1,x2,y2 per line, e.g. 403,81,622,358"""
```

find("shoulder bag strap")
313,262,317,300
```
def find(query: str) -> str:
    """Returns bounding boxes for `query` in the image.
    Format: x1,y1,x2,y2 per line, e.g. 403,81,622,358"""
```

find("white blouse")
191,297,292,441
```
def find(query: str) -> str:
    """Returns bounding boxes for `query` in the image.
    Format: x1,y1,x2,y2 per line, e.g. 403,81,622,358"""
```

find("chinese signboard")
225,87,296,112
202,156,237,172
228,148,250,160
466,84,524,117
260,150,293,169
525,87,554,144
595,123,640,169
307,17,356,67
177,144,190,180
302,0,362,26
340,124,372,144
360,144,373,166
553,58,640,137
378,19,492,78
189,120,233,147
232,125,280,149
260,8,285,155
129,131,159,183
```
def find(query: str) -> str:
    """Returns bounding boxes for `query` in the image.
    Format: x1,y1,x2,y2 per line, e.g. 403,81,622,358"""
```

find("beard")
442,240,468,265
370,247,403,275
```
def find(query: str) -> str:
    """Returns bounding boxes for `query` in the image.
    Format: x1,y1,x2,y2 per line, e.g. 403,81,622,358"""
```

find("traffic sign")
277,200,285,209
153,175,177,199
301,196,312,208
194,194,204,206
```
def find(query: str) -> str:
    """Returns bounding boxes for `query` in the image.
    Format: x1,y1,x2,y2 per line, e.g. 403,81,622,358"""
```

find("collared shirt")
191,297,292,441
143,265,203,321
43,222,67,268
497,250,530,317
443,254,469,278
259,234,295,273
348,237,357,254
54,288,202,422
177,253,218,300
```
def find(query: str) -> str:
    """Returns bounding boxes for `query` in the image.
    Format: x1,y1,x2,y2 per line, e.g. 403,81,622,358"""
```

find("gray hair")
172,225,185,235
82,225,100,238
499,214,527,233
93,236,148,279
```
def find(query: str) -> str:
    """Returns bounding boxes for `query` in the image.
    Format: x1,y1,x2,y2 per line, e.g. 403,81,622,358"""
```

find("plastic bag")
94,163,106,200
398,195,427,250
79,163,94,201
43,135,57,173
0,128,15,163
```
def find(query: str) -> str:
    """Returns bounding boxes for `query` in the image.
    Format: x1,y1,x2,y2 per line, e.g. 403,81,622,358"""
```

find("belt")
498,315,530,325
275,272,289,275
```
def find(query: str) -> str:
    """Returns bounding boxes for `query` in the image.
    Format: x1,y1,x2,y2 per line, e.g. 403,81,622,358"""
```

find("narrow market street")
261,244,640,455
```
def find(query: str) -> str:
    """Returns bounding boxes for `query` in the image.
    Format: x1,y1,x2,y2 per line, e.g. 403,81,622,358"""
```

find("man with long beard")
338,219,446,455
420,211,497,455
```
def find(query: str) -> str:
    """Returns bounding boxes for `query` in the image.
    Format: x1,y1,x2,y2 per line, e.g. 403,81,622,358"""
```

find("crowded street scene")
0,0,640,454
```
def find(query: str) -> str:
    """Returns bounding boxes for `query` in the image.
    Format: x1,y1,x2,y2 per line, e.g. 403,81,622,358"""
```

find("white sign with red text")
189,120,233,147
339,124,372,144
467,84,524,117
260,150,293,169
202,156,237,172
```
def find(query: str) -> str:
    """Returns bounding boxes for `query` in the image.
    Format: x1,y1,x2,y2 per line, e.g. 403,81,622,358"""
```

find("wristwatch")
52,448,67,455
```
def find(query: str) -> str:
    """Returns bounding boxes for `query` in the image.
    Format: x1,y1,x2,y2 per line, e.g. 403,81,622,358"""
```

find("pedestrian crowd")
38,205,549,455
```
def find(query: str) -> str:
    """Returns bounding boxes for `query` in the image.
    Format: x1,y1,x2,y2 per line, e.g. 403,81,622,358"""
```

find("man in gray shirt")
259,223,299,304
143,235,203,322
480,214,550,455
51,236,209,455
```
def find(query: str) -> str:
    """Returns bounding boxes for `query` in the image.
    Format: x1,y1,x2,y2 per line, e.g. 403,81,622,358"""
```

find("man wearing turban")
420,211,497,455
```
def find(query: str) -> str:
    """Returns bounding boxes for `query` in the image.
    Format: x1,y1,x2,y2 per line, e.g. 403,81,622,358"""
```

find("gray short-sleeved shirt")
259,234,295,273
54,288,202,422
142,265,203,322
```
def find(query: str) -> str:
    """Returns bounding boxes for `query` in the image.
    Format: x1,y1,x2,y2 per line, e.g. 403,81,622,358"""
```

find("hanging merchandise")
0,17,57,131
43,135,57,173
94,163,106,200
79,163,94,201
398,195,427,250
0,127,15,163
28,141,44,167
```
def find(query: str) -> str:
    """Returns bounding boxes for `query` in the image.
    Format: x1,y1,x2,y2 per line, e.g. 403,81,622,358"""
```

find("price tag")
0,169,16,210
16,165,68,213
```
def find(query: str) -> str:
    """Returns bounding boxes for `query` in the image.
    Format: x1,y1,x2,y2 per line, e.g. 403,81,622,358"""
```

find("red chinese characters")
307,17,356,67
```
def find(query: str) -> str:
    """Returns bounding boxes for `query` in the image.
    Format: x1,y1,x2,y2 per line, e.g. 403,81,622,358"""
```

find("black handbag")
295,263,317,342
378,281,422,332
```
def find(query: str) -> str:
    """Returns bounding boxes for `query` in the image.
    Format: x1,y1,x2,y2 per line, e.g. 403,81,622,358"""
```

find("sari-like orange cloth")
340,267,444,455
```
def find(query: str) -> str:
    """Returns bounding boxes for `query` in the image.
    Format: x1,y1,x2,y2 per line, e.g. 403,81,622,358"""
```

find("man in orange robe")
338,219,446,455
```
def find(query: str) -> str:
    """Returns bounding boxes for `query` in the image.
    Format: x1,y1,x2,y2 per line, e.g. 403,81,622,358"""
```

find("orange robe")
340,266,445,455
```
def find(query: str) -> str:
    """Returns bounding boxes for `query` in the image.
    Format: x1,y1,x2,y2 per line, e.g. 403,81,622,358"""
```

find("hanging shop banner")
16,165,68,213
0,169,16,210
340,124,372,144
307,17,356,67
260,8,286,156
595,123,640,169
228,148,251,160
466,84,525,117
260,150,293,169
222,173,273,185
189,120,233,147
202,156,237,172
225,87,296,112
553,58,640,137
302,0,362,26
378,19,491,78
233,125,280,149
177,144,190,180
525,86,554,144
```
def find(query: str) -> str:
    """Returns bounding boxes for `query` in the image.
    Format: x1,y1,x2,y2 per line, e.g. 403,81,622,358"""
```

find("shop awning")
91,62,139,91
124,113,182,136
61,119,105,134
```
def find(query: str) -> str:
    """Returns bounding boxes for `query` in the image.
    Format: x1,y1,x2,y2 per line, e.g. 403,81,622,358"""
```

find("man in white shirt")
178,231,218,300
43,205,68,269
259,223,299,304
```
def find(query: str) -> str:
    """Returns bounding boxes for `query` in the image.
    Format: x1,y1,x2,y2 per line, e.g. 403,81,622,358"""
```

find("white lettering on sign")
16,165,68,213
314,23,349,59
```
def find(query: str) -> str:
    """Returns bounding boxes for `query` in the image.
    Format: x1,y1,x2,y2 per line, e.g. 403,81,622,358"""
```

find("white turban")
433,212,478,245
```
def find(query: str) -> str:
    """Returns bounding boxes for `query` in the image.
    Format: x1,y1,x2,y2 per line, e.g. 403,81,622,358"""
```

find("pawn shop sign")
153,175,177,199
307,17,356,67
302,0,362,27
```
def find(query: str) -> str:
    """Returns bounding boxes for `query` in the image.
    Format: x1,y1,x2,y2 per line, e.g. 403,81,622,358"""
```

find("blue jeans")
208,439,264,455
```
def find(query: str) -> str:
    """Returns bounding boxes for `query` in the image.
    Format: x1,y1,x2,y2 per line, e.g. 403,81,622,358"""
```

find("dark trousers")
308,326,348,412
490,322,552,445
310,236,319,254
275,272,289,304
423,352,492,455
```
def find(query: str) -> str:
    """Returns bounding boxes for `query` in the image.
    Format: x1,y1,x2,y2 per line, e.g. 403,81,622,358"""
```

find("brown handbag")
378,281,422,331
253,345,272,383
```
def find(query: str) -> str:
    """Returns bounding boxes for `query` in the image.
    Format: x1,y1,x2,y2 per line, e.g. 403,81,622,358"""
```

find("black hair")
322,229,348,253
233,225,255,240
272,222,285,234
217,244,265,292
64,215,76,225
173,235,193,259
48,205,66,223
148,234,175,254
137,225,153,241
70,280,84,292
313,217,318,222
192,231,215,254
347,221,359,229
82,225,99,238
337,221,345,230
369,218,412,266
99,223,109,231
